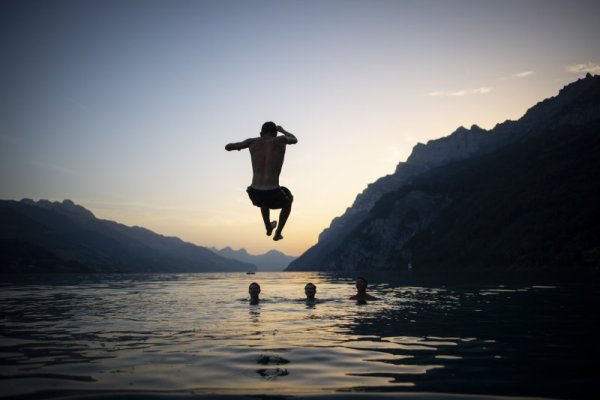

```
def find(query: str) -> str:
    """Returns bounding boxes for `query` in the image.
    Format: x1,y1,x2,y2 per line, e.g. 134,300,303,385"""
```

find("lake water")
0,272,597,400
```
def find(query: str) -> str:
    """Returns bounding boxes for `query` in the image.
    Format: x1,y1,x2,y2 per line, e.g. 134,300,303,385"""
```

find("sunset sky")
1,0,599,256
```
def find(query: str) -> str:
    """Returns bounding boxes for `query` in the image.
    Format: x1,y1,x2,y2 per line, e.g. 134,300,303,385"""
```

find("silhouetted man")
304,282,317,301
225,122,298,241
249,282,261,305
349,277,378,302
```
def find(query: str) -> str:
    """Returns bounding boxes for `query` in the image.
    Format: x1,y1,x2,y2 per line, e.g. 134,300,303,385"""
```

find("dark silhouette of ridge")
0,199,257,273
287,74,600,276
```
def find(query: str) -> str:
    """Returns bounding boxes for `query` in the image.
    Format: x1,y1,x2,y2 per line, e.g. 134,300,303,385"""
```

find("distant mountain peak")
224,247,249,256
210,247,296,271
265,249,285,256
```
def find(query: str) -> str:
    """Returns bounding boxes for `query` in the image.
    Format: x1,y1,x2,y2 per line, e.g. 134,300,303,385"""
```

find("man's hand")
275,126,297,144
225,143,234,151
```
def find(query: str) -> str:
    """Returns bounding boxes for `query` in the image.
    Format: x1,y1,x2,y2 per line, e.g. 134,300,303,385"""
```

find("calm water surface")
0,272,598,399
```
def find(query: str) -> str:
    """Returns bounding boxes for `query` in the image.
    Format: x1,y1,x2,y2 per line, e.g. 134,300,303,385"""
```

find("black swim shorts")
246,186,294,209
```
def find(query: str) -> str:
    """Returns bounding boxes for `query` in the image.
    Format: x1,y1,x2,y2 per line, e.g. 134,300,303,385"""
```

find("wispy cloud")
566,62,600,74
428,90,467,97
499,70,535,80
472,87,493,94
514,70,535,78
428,87,493,97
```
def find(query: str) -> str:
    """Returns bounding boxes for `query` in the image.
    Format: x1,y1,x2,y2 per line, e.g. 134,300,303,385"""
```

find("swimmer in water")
349,277,378,302
249,282,261,305
304,282,317,301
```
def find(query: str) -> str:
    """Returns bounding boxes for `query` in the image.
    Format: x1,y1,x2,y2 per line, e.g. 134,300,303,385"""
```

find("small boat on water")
246,271,256,275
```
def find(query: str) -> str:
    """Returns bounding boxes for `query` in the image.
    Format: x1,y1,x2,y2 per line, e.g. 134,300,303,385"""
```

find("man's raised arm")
276,126,298,144
225,138,254,151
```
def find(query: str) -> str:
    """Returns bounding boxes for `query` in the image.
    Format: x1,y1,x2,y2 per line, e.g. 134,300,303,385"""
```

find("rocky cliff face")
288,74,600,272
297,125,490,271
322,119,600,275
406,125,489,167
320,189,450,272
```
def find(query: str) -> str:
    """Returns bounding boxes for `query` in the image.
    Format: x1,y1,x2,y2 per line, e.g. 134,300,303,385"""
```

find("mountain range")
210,247,295,271
287,73,600,277
4,75,598,277
0,199,256,273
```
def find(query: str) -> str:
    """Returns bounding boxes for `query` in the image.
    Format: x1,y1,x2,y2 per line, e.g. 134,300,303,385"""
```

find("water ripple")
0,273,597,399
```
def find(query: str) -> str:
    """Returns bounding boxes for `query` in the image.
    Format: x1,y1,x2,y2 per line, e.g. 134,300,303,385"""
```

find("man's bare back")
225,122,297,241
249,135,288,189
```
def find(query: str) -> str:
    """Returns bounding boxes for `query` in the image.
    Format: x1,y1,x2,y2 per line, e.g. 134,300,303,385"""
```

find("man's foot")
266,221,277,236
273,232,283,241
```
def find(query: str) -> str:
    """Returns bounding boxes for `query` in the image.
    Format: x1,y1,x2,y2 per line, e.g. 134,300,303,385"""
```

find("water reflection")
248,304,261,324
0,273,598,399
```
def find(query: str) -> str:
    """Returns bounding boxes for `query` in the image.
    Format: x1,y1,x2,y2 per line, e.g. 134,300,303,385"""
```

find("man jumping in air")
225,122,298,241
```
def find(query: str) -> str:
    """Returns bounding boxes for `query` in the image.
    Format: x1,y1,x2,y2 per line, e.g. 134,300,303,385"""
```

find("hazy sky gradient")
1,0,599,256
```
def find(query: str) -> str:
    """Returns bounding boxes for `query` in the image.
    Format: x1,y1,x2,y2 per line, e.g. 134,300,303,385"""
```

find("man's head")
355,277,368,292
249,282,261,298
260,121,277,137
304,282,317,300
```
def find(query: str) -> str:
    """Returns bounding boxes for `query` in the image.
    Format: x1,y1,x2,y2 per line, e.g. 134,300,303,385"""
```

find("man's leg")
273,205,291,241
261,207,277,236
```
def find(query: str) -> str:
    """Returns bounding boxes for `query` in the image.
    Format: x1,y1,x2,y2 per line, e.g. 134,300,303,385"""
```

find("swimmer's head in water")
304,282,317,299
356,277,368,292
260,121,277,137
249,282,261,296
